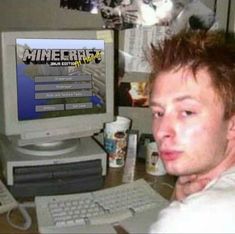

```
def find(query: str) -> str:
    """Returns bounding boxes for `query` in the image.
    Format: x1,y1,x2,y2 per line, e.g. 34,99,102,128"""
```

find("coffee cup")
104,116,131,168
146,142,166,176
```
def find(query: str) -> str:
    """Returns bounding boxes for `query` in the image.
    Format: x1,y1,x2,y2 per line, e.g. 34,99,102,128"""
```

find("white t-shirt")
149,167,235,233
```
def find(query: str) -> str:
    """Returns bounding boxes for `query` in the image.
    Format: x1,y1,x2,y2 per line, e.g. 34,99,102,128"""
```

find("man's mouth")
160,150,182,161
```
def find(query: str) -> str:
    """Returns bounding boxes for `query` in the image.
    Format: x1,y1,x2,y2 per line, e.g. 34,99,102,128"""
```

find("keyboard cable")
6,201,35,231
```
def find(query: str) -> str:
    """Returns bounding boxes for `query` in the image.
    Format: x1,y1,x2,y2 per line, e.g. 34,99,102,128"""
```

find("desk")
0,159,176,234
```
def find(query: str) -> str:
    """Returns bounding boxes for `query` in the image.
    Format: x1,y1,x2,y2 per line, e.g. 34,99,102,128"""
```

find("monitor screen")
16,38,106,121
0,30,114,146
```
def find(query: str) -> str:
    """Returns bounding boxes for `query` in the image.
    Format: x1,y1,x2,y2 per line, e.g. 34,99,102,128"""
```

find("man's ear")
227,115,235,140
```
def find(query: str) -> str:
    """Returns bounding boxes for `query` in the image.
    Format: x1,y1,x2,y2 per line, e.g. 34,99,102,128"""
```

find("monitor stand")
15,139,81,157
0,136,107,197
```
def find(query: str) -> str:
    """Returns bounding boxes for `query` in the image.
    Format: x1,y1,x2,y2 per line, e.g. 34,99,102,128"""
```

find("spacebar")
89,210,133,225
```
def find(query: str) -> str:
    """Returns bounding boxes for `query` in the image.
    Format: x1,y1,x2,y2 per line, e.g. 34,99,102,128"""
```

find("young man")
148,31,235,233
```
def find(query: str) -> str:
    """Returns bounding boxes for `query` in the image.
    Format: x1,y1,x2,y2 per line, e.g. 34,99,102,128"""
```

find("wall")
0,0,103,30
228,0,235,33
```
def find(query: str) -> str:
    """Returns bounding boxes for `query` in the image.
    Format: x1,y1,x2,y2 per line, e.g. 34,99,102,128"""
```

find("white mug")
104,116,131,168
146,142,166,176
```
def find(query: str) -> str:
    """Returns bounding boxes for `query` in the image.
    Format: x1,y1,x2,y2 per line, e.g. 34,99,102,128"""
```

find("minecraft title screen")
16,38,106,121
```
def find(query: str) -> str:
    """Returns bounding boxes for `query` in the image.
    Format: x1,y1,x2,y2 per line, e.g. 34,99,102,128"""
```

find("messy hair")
149,30,235,119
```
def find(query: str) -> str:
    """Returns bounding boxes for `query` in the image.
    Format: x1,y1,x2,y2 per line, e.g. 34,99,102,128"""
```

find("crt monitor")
0,30,114,151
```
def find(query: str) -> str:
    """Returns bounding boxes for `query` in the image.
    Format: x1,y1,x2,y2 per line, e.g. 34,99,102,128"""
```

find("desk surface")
0,160,175,234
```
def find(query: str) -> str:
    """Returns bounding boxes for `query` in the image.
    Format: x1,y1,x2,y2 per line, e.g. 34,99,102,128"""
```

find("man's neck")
198,142,235,182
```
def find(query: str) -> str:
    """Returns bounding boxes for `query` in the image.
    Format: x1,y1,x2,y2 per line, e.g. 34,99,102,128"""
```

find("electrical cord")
161,182,174,190
6,201,35,231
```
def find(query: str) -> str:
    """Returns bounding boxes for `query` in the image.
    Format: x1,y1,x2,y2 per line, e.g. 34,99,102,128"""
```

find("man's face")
150,67,229,176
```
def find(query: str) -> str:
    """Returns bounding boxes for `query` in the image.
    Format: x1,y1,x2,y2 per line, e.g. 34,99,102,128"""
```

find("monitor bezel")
0,30,114,146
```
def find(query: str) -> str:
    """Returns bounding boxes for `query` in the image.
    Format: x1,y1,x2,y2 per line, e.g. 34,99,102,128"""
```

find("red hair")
149,30,235,119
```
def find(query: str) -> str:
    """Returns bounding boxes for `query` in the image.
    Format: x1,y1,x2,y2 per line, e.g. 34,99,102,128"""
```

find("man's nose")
155,116,175,142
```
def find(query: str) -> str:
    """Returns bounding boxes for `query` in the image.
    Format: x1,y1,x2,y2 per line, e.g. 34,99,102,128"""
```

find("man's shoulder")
150,188,235,233
185,185,235,208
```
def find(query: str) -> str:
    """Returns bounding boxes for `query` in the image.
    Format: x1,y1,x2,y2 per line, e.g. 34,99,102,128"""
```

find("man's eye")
182,110,195,117
153,111,164,118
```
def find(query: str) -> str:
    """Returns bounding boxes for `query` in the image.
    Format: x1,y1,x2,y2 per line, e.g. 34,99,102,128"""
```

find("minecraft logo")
22,48,103,66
